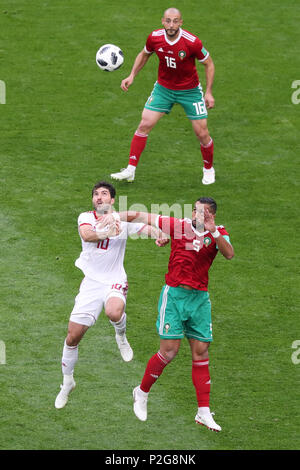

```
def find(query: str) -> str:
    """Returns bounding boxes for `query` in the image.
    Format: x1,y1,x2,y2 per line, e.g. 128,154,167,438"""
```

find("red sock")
192,359,211,407
140,351,170,393
200,138,214,169
128,131,148,167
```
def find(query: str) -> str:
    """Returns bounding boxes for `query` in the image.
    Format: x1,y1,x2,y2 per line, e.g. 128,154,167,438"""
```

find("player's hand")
155,237,170,247
194,203,205,232
121,75,134,92
107,219,121,237
98,213,115,226
204,208,216,233
204,92,215,109
95,218,121,239
95,217,110,239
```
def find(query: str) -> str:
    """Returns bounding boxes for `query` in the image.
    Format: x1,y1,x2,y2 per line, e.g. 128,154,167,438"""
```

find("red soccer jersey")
145,28,209,90
156,216,230,291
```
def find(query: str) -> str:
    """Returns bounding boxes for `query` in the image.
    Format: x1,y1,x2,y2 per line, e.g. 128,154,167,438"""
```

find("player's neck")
165,28,181,42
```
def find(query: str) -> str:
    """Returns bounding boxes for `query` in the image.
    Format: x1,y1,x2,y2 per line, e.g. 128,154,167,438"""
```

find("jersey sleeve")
78,212,93,227
156,216,182,238
144,32,155,54
218,226,231,245
195,37,209,62
126,222,146,236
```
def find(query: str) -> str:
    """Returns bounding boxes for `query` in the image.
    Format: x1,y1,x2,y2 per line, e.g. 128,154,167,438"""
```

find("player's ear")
111,198,115,206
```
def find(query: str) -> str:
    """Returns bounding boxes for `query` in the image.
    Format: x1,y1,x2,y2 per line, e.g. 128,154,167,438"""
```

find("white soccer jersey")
74,211,145,284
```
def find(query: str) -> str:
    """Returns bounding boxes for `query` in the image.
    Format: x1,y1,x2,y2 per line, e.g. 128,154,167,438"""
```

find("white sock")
137,386,149,398
61,340,78,376
110,312,127,336
127,165,136,173
198,406,211,416
63,374,74,387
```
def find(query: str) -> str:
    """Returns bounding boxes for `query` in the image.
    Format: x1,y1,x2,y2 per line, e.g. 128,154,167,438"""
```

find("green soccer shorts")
144,82,208,120
156,285,213,342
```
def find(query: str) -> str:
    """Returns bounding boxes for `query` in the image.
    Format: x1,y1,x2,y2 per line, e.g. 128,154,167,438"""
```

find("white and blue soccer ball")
96,44,124,72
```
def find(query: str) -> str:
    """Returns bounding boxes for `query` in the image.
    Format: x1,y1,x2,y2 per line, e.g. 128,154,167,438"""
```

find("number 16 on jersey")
165,56,176,68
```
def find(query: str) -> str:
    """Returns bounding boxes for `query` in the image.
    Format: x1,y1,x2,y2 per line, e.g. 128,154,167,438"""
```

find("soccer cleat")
55,378,76,409
202,167,215,185
115,333,133,362
110,168,135,182
195,410,222,432
133,386,148,421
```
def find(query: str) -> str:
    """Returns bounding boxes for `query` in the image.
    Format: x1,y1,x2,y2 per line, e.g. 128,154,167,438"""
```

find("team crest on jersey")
178,50,186,60
203,236,212,247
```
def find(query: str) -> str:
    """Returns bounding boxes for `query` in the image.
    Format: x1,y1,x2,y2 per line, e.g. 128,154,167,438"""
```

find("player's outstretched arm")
139,224,170,247
101,211,160,229
119,211,159,227
121,49,152,91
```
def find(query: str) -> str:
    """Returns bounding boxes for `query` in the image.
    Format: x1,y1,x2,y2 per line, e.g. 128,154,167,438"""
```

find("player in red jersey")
101,197,234,431
111,8,216,185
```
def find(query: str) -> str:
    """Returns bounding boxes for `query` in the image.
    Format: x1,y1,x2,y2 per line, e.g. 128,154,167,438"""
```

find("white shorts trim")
159,285,170,335
69,312,97,327
105,290,127,303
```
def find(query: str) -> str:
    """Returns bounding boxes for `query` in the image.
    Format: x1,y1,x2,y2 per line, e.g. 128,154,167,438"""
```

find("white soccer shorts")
69,277,128,327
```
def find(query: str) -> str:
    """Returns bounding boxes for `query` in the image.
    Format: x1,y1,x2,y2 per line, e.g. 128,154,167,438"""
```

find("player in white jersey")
55,181,168,409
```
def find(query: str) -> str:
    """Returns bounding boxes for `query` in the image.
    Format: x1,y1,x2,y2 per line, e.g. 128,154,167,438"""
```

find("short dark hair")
92,181,116,199
196,197,217,214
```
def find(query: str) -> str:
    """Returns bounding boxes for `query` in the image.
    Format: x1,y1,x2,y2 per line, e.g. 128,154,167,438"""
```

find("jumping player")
101,197,234,431
111,8,216,185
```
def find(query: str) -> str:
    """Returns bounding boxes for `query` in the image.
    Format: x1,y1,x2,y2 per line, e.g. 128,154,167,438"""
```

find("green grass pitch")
0,0,299,451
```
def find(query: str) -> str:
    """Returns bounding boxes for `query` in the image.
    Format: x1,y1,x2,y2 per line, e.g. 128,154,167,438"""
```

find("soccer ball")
96,44,124,72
